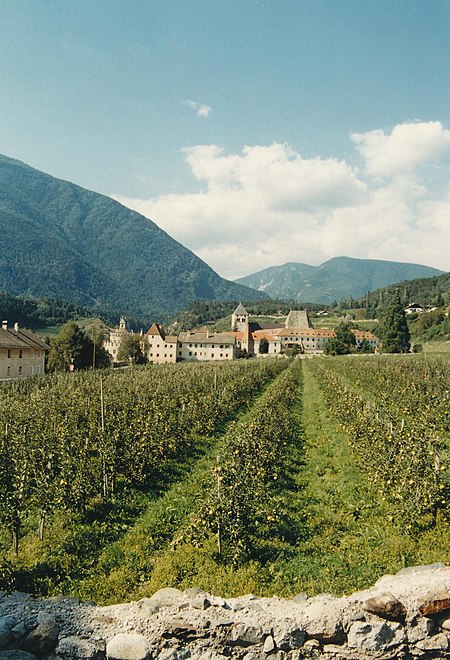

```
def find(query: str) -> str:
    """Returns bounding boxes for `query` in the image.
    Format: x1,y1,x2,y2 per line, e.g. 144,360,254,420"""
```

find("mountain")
0,155,266,322
235,257,445,304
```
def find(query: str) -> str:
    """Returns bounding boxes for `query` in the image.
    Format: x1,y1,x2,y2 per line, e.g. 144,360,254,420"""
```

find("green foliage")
259,337,269,354
47,321,101,371
409,308,450,343
0,290,105,330
323,322,356,355
0,358,287,569
305,355,450,530
361,272,450,319
181,361,300,564
2,352,449,603
356,338,375,354
116,335,146,365
379,292,411,353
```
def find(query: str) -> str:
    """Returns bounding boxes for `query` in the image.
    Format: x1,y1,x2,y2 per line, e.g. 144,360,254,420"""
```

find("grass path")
278,361,415,596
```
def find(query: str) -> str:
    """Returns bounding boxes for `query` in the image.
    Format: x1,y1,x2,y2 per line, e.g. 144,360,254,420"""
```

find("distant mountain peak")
236,257,444,304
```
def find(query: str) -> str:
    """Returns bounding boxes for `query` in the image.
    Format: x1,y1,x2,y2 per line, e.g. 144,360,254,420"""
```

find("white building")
142,303,379,364
104,316,131,363
0,321,50,381
177,329,235,362
145,323,178,363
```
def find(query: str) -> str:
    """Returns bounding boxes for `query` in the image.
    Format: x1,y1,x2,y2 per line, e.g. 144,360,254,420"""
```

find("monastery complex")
141,304,378,364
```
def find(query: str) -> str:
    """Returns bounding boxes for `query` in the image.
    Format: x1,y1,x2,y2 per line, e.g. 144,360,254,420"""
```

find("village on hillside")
106,304,379,365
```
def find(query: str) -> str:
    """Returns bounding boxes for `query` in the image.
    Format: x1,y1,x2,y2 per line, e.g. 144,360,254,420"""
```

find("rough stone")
263,634,275,653
0,617,17,649
57,635,106,659
138,588,187,615
418,589,450,616
299,596,345,643
362,592,407,620
212,618,234,629
414,632,449,652
106,633,150,660
184,588,204,598
162,617,209,640
397,563,445,576
10,623,28,640
347,619,406,651
19,619,59,655
272,620,305,650
291,593,308,604
406,614,434,643
4,565,450,659
227,620,265,646
189,595,210,611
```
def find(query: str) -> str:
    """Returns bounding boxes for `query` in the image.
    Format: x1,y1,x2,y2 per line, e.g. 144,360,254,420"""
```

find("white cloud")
184,99,212,118
113,124,450,279
351,121,450,178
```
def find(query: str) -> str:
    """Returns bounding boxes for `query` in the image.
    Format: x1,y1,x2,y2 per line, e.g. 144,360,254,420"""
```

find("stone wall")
2,564,450,659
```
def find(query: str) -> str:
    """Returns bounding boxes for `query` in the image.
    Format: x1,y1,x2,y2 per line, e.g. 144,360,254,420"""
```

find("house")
145,323,178,363
0,321,50,381
177,329,235,362
404,303,424,315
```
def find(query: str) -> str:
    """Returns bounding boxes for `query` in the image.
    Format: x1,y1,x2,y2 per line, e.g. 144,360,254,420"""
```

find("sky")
1,0,450,279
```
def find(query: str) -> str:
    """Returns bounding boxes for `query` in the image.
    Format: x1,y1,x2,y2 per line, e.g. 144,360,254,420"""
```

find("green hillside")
0,155,266,322
363,271,450,311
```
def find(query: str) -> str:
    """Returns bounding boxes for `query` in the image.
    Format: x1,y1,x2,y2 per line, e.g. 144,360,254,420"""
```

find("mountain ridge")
236,256,445,304
0,154,266,322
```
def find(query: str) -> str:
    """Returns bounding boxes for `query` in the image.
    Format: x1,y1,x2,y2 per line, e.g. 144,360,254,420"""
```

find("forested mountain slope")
0,155,265,321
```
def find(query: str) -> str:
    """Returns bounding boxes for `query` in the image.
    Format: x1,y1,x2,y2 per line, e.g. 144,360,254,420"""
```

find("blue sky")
1,0,449,278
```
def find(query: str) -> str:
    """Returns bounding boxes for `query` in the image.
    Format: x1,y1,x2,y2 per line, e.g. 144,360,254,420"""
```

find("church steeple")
231,303,249,332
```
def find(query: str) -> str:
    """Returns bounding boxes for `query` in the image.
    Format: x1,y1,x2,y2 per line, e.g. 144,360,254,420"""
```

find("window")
189,351,192,356
18,366,22,374
19,350,23,358
7,366,10,376
30,366,34,376
37,365,41,375
7,349,11,358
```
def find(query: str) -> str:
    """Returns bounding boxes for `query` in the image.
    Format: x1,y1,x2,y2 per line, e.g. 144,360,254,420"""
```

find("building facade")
142,303,379,364
145,323,178,363
104,316,131,363
0,321,50,381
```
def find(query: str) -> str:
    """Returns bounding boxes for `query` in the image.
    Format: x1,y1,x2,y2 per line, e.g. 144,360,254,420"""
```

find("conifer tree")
379,291,411,353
